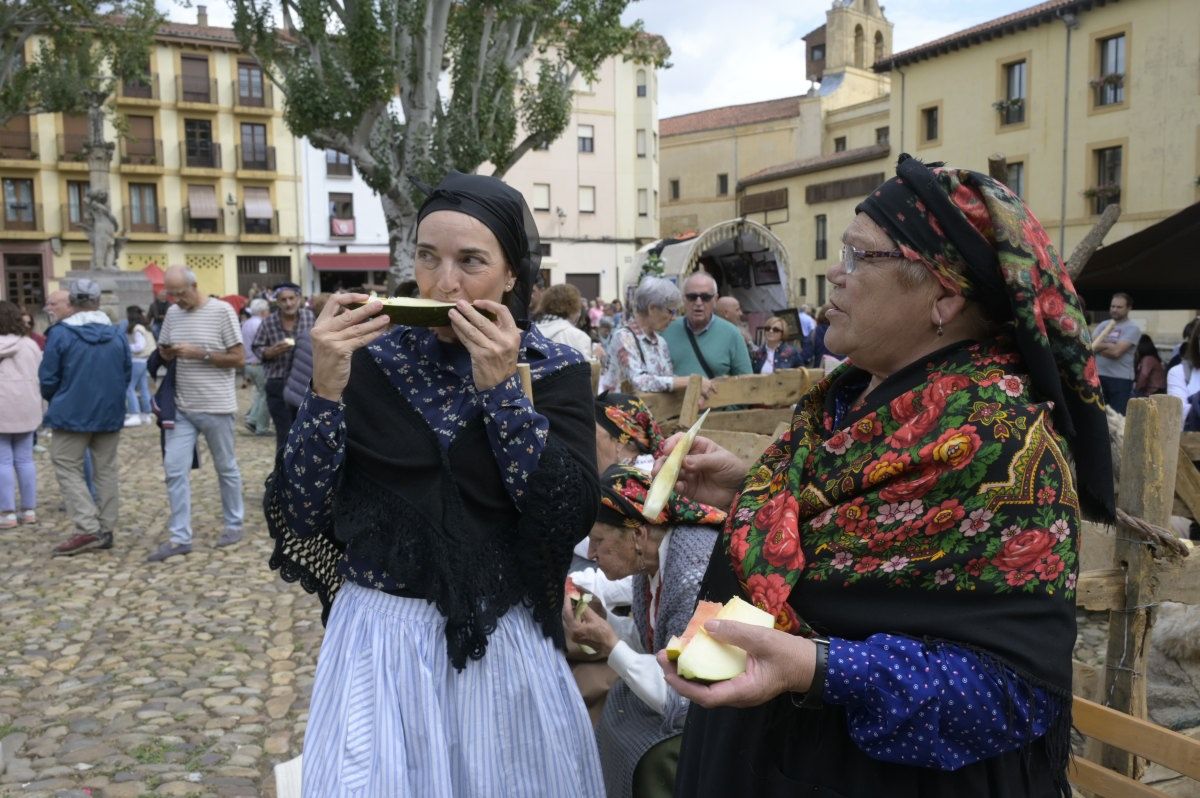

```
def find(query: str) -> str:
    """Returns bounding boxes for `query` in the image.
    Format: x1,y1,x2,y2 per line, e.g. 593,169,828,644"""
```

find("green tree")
0,0,78,126
233,0,668,283
28,1,162,270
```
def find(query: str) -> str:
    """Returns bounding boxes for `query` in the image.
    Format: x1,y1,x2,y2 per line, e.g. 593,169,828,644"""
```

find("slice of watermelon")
677,600,722,648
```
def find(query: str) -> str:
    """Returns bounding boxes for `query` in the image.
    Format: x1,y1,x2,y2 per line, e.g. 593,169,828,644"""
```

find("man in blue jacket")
39,278,131,556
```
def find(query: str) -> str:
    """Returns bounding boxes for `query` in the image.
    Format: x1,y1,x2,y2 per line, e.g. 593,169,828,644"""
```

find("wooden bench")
1070,696,1200,797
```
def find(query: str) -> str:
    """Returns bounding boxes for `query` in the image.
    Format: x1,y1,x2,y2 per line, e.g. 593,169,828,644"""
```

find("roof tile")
660,95,803,137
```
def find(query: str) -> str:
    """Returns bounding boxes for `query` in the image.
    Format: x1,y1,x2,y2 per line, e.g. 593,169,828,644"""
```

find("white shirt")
1166,362,1200,430
605,531,673,715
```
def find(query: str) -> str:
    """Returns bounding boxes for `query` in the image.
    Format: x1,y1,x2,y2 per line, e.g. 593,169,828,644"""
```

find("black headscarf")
855,154,1114,521
414,171,542,327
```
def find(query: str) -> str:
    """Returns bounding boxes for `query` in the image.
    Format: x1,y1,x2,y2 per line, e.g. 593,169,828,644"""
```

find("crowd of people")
5,158,1200,798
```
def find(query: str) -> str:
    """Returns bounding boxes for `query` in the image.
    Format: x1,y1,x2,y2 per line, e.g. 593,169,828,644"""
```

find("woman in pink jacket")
0,300,43,528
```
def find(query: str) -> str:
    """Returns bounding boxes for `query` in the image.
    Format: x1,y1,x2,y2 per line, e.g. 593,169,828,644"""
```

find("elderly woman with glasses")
751,316,806,374
656,155,1115,798
598,276,714,399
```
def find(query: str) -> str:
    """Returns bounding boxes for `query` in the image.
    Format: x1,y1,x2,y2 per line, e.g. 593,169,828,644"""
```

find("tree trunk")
82,99,122,271
382,194,417,290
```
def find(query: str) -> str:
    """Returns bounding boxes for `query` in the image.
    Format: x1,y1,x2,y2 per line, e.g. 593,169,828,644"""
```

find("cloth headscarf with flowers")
595,392,666,456
597,464,726,529
711,156,1110,793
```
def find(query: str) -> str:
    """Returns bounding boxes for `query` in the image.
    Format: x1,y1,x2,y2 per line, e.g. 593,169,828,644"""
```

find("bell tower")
820,0,893,76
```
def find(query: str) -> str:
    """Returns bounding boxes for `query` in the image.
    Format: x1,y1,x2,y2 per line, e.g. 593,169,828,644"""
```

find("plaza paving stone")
0,388,320,797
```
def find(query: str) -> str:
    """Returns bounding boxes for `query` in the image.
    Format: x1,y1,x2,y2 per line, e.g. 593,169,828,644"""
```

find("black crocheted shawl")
263,350,599,670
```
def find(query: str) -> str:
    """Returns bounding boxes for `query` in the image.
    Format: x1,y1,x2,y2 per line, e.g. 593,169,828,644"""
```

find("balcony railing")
233,80,272,109
1,202,41,232
57,133,89,162
0,131,38,160
240,209,278,235
184,207,225,235
120,138,163,166
177,75,218,104
236,145,276,171
60,203,87,232
326,159,352,177
180,141,222,169
118,75,159,101
123,206,167,234
330,216,356,237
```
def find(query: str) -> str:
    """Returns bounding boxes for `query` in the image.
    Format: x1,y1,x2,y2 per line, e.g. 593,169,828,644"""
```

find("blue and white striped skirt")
300,582,605,798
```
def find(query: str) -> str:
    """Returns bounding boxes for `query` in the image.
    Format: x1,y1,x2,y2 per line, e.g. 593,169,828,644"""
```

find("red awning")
222,294,247,314
308,253,390,272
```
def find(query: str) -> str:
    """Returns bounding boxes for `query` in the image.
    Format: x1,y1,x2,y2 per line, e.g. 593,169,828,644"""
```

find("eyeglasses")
684,292,715,303
841,244,905,275
765,326,785,334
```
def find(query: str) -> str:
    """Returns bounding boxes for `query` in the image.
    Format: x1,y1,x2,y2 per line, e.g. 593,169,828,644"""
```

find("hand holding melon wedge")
657,597,823,710
652,426,750,513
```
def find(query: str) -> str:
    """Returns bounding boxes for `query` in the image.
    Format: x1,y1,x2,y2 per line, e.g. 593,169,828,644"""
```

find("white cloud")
625,0,1040,118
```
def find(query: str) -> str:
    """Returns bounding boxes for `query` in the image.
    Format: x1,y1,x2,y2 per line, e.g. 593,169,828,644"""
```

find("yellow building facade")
661,0,1199,334
0,12,301,310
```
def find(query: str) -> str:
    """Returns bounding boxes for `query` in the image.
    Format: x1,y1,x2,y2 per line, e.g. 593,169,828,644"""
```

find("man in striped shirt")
147,266,246,562
251,282,313,449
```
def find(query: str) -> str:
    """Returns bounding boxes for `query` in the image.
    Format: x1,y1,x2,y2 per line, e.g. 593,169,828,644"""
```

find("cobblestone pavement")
0,388,322,797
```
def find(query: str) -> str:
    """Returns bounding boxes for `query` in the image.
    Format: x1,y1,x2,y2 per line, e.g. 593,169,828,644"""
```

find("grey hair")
634,276,682,315
248,298,270,315
164,265,198,286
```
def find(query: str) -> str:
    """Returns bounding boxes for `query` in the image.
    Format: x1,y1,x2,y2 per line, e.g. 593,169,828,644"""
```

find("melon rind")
642,409,710,522
346,296,495,326
675,596,776,682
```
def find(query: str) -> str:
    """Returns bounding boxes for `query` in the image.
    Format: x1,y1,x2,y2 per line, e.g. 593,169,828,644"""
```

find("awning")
244,187,273,220
188,185,219,220
1076,202,1200,310
308,252,390,272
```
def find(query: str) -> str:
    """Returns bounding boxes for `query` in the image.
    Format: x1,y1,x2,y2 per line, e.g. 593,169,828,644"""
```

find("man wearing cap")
149,266,245,562
251,282,313,449
39,279,131,556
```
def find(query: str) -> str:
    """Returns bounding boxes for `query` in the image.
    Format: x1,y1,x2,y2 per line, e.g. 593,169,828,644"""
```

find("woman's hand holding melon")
449,299,521,392
310,293,390,402
657,621,818,709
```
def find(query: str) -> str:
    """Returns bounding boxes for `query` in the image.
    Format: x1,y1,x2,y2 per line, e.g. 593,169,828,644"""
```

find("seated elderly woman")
598,276,713,399
750,315,806,374
595,392,666,474
565,465,727,798
656,155,1115,798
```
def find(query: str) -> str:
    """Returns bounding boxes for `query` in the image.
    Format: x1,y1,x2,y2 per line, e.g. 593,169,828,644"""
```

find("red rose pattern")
746,572,791,616
727,337,1077,610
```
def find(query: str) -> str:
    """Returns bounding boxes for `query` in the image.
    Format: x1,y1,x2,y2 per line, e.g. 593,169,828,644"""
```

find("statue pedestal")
60,271,154,321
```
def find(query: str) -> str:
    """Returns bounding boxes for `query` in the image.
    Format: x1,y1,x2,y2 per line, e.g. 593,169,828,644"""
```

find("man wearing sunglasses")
661,272,753,381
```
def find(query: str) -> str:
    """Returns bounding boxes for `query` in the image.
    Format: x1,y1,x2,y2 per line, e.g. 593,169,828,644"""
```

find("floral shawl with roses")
724,336,1080,704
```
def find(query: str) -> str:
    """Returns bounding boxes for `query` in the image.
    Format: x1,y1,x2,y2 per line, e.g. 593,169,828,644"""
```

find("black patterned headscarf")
855,154,1114,521
413,171,542,327
597,465,726,528
595,392,665,456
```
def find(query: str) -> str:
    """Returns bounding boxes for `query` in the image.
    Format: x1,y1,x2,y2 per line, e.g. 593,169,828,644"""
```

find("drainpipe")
895,62,905,151
1058,10,1079,256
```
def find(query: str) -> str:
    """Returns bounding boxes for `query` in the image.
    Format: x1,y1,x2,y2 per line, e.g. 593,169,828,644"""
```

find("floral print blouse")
280,324,579,592
598,320,674,394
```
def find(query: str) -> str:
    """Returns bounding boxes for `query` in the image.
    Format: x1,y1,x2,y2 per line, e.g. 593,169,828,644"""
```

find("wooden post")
517,363,533,401
987,153,1008,183
677,374,704,429
1098,395,1182,777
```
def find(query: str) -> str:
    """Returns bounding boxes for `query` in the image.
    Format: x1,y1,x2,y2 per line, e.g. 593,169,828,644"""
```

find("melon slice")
642,409,710,523
346,295,495,327
674,596,775,682
564,577,596,655
679,600,722,645
665,635,685,661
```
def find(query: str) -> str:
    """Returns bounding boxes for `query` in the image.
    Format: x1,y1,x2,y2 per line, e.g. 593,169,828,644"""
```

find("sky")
167,0,1041,119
